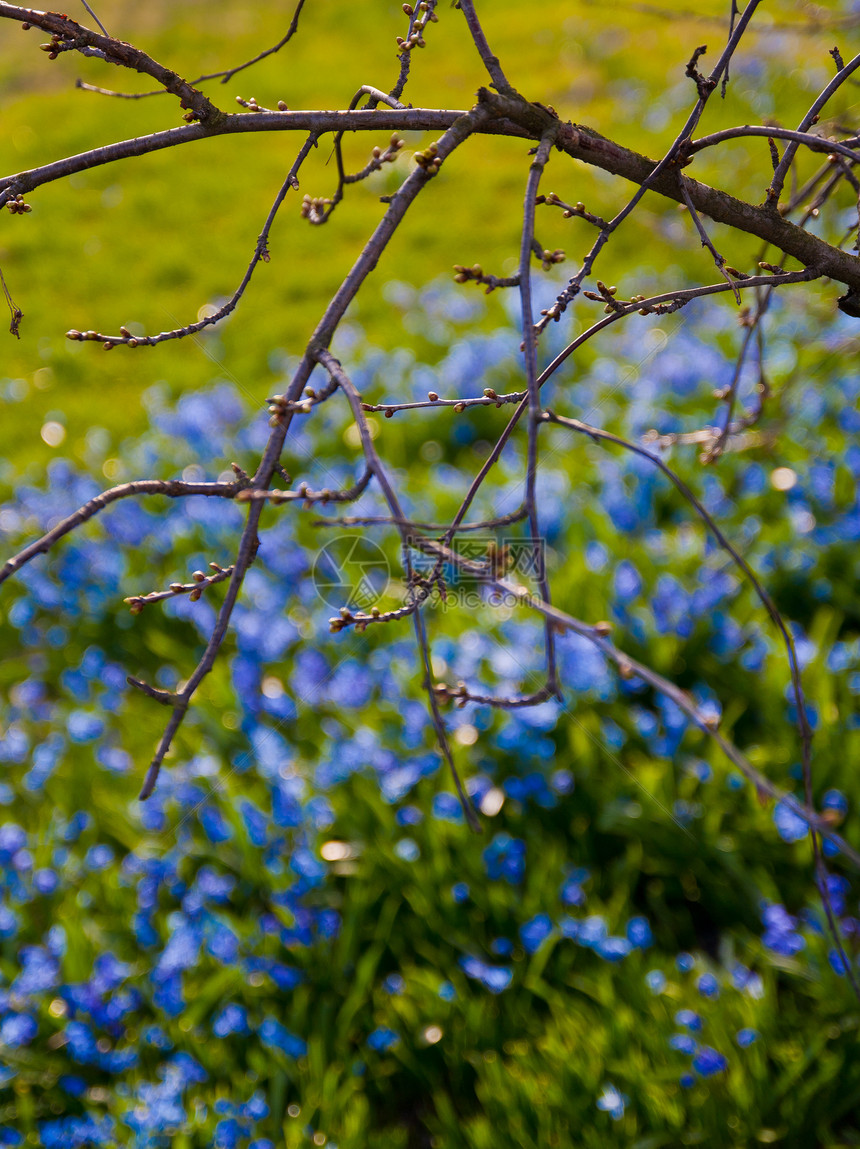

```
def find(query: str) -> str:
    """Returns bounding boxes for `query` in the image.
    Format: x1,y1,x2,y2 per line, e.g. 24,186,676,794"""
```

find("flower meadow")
1,277,860,1146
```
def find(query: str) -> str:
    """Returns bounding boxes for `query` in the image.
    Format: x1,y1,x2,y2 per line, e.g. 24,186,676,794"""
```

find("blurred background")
2,2,860,1145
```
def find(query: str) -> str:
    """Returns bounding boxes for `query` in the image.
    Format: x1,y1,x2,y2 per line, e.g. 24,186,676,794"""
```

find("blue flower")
64,1021,99,1064
645,969,666,994
626,916,652,948
761,903,805,956
258,1018,306,1059
736,1028,759,1047
240,800,268,847
576,916,608,948
394,838,420,862
154,920,201,979
58,1076,87,1097
520,914,553,954
67,710,104,743
152,972,185,1017
773,801,809,843
459,956,513,994
0,824,26,862
241,1094,269,1121
198,806,233,844
697,972,720,998
692,1046,728,1077
367,1026,400,1052
33,868,58,895
482,833,525,884
214,1118,242,1149
13,946,59,995
669,1033,697,1054
560,878,585,906
169,1052,207,1085
822,789,848,823
595,936,632,962
206,920,240,964
84,844,114,871
596,1083,627,1120
0,1013,37,1047
396,805,423,826
829,948,849,976
433,792,464,823
674,1009,703,1032
91,952,131,994
290,848,325,885
820,873,850,916
213,1004,249,1037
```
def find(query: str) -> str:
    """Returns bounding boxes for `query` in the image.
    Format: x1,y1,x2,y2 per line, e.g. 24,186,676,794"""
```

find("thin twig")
768,51,860,204
0,479,239,586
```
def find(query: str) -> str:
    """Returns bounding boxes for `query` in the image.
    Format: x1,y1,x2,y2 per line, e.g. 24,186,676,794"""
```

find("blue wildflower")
459,956,513,994
645,970,666,994
482,833,525,883
626,916,652,948
212,1004,249,1038
773,801,809,842
595,935,632,962
520,914,553,954
258,1018,306,1059
367,1027,400,1052
697,972,720,998
596,1083,627,1120
674,1009,703,1032
669,1033,698,1054
0,1013,37,1047
736,1028,759,1047
692,1046,728,1076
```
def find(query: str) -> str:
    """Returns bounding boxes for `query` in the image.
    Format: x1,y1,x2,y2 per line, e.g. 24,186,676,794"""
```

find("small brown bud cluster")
413,142,441,175
39,35,65,60
396,0,437,52
267,393,312,426
301,194,333,225
329,605,383,634
6,195,32,215
433,681,470,708
453,262,484,284
536,191,606,229
583,281,624,314
235,96,263,112
369,132,405,172
538,248,565,272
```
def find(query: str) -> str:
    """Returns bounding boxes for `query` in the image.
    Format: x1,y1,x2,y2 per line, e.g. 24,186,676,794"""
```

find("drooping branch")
0,478,240,586
0,4,225,125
